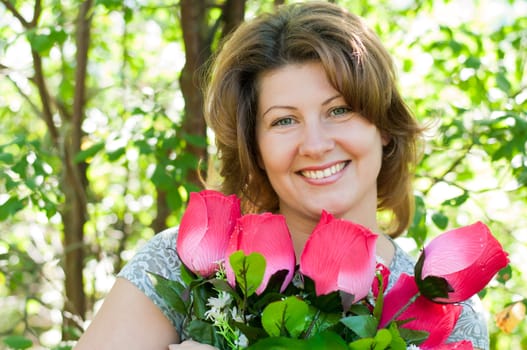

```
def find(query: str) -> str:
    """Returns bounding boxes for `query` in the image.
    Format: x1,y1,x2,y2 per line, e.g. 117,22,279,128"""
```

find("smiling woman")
256,62,386,256
74,2,490,349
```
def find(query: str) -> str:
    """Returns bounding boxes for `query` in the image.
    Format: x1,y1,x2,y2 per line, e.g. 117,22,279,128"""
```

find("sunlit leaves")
26,28,67,55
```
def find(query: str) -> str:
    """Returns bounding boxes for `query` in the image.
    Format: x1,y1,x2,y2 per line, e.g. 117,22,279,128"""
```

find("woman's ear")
381,132,391,146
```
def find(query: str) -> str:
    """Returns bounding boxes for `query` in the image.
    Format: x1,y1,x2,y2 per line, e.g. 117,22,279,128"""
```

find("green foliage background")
0,0,525,349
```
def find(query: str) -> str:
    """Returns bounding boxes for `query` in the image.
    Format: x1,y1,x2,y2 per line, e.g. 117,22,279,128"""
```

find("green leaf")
229,251,265,298
148,272,188,314
340,315,378,338
182,133,208,148
397,327,429,346
246,337,307,350
496,72,511,93
372,272,386,321
387,322,407,350
373,328,392,349
26,28,66,55
166,190,183,211
408,194,427,247
431,211,449,230
3,335,33,349
0,151,15,164
187,319,224,348
349,338,375,350
441,192,468,207
261,296,309,338
304,307,341,335
496,264,512,284
107,146,126,161
49,29,67,45
74,142,105,163
306,331,348,349
0,196,26,220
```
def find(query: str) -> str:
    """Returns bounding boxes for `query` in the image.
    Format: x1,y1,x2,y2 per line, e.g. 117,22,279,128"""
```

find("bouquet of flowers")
150,190,509,350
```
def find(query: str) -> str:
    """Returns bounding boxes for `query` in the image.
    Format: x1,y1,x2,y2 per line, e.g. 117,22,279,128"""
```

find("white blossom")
207,291,232,309
235,333,249,348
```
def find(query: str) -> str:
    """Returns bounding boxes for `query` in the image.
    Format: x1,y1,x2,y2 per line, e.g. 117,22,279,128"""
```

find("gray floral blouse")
117,227,489,349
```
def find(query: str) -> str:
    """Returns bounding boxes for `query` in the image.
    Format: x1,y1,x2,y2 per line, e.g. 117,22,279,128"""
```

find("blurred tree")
0,0,93,337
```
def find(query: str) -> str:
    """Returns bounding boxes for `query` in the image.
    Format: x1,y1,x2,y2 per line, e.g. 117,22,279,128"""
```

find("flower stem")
386,291,420,325
303,309,321,339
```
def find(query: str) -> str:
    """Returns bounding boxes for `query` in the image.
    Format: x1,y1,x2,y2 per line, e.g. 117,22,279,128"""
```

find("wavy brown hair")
203,1,423,237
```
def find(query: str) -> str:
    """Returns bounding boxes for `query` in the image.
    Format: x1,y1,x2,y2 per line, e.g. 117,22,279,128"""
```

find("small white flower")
207,291,232,309
407,345,421,350
235,333,249,348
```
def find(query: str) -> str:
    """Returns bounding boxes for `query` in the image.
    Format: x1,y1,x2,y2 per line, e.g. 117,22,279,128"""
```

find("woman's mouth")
299,161,349,180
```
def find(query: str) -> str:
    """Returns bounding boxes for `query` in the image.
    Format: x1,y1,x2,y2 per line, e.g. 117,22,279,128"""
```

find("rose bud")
225,213,296,295
300,211,378,301
176,190,241,277
415,221,509,303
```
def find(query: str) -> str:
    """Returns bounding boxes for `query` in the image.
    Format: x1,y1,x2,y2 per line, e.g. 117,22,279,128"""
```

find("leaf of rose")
246,337,307,350
340,314,378,338
229,250,265,298
148,272,188,315
261,296,309,338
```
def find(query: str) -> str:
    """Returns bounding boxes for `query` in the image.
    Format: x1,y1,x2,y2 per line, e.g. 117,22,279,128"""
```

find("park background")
0,0,526,348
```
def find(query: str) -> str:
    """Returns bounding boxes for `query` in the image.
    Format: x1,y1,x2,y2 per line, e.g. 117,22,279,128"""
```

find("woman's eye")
330,106,352,116
271,117,295,127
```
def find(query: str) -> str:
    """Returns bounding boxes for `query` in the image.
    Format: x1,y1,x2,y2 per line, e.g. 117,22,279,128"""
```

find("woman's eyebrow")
261,94,342,118
261,105,297,118
322,94,342,106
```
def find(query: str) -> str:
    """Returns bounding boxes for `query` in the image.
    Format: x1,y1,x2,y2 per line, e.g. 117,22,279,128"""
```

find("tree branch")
0,0,30,27
221,0,246,38
72,0,93,148
31,51,60,146
5,74,42,117
422,143,474,196
30,0,42,27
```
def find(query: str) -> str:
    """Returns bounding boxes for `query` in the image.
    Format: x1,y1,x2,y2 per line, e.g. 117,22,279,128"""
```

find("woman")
75,2,488,349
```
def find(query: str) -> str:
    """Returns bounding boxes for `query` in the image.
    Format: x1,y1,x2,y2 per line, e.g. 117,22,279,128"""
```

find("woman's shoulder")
119,227,180,279
117,227,185,330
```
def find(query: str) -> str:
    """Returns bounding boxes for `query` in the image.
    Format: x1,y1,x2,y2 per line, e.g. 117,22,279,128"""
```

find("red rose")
300,211,378,300
225,213,296,295
415,221,509,303
176,190,241,277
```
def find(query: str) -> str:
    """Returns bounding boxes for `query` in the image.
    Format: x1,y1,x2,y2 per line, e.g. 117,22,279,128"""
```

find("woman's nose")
298,122,335,158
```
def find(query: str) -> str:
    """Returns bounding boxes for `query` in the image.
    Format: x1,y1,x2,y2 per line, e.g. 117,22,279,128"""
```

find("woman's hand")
168,340,218,349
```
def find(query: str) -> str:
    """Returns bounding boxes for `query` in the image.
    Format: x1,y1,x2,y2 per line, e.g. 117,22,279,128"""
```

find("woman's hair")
203,1,423,237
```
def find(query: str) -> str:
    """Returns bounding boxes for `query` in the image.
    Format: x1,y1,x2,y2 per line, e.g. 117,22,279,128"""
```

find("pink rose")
415,221,509,303
299,211,378,300
176,190,241,278
380,274,463,348
225,213,296,295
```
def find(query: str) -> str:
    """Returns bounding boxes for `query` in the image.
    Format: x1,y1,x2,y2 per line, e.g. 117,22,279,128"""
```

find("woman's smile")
298,161,349,181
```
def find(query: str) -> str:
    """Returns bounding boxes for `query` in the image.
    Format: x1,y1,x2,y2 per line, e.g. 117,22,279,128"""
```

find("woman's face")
255,62,387,230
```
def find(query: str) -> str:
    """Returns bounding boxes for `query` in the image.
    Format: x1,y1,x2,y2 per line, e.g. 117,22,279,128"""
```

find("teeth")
301,162,346,179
